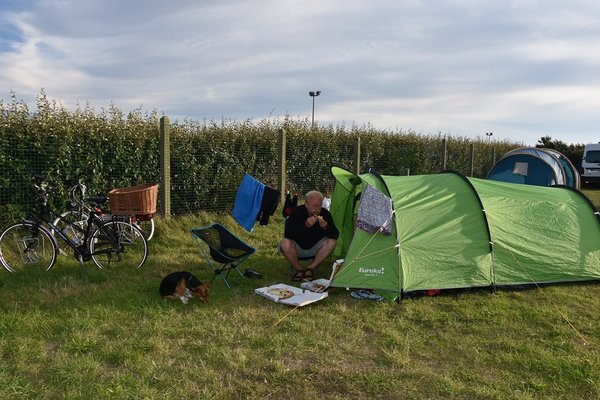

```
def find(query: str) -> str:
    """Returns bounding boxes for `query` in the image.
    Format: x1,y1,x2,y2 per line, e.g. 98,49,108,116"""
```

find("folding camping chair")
191,223,255,289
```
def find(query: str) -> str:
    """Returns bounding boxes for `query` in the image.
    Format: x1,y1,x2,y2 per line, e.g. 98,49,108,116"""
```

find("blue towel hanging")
232,173,265,232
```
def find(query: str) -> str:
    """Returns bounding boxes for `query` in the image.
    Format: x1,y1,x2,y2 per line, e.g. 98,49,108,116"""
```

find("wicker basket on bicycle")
108,183,158,219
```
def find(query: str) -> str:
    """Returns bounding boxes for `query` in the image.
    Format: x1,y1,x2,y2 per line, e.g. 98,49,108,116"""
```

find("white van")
581,143,600,184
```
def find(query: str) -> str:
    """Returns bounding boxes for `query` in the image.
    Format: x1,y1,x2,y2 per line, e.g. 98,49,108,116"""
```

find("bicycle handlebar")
30,176,54,198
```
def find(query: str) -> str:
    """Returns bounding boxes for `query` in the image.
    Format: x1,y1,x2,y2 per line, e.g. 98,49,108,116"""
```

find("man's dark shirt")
284,206,339,249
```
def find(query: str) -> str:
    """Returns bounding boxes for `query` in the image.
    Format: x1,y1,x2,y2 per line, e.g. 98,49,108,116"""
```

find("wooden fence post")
469,143,475,177
354,136,361,175
442,137,448,171
278,128,286,204
159,116,171,219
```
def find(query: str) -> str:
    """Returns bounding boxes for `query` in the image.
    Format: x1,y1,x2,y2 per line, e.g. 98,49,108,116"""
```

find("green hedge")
1,91,520,226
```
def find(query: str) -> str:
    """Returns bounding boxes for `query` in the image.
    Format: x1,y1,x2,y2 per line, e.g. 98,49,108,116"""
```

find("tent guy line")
506,248,590,347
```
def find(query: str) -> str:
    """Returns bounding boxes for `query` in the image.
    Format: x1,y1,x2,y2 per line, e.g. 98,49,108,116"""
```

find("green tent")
330,166,600,297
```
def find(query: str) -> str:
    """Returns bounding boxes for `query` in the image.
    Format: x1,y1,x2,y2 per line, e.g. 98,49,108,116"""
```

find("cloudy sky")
1,0,600,146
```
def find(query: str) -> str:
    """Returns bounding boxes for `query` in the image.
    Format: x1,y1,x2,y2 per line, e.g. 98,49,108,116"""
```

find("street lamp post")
486,132,493,142
309,90,321,128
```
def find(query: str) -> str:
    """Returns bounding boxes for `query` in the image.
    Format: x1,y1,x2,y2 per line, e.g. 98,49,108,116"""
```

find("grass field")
1,191,600,399
582,187,600,209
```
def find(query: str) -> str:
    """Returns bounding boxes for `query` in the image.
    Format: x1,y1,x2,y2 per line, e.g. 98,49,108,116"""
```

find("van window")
585,150,600,163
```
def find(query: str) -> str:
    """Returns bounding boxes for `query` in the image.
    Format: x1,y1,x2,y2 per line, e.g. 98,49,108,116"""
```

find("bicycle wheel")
89,220,148,269
134,218,155,241
53,210,88,256
0,222,58,273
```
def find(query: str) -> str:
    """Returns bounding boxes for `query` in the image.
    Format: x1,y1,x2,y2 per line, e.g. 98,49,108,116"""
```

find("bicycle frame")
0,176,148,272
62,179,155,241
29,201,121,262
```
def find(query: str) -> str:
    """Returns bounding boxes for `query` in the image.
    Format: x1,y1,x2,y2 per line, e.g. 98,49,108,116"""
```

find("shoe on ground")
244,269,263,279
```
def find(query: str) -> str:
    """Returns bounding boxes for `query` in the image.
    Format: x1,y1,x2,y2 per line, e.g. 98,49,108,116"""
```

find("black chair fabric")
191,223,255,288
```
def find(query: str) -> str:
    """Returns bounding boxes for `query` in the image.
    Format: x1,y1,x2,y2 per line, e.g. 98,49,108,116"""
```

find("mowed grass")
1,193,600,399
582,186,600,209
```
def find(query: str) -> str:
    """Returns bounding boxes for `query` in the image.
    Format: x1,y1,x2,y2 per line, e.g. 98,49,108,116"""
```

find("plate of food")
255,283,328,306
301,280,328,292
266,287,295,299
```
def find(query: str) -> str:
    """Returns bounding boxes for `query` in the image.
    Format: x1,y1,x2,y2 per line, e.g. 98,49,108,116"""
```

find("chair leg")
219,269,232,289
220,263,246,289
234,265,246,279
221,275,232,289
208,262,248,289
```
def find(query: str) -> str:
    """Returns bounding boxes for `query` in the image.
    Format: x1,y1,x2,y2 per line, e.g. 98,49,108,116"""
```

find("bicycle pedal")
75,251,91,262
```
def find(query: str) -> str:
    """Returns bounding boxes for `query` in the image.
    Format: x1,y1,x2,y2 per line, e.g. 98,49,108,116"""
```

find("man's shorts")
288,237,328,258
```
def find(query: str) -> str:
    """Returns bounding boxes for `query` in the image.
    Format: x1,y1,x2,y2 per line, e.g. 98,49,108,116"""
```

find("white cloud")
1,0,600,145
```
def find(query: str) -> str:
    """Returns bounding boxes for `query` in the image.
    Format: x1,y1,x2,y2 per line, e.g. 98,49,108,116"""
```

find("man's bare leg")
279,238,303,271
306,238,336,271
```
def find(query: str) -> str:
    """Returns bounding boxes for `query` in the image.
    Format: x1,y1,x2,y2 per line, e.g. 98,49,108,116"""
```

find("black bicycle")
53,178,155,252
0,176,148,273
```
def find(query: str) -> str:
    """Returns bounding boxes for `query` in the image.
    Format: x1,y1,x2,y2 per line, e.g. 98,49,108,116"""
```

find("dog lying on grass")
159,271,209,304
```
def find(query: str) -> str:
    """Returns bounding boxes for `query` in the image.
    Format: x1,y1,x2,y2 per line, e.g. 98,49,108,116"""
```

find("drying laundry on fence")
282,192,299,218
232,173,265,232
256,186,280,226
232,173,280,232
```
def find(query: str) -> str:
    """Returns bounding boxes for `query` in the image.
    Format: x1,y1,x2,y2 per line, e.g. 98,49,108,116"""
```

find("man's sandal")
304,268,314,281
292,270,304,281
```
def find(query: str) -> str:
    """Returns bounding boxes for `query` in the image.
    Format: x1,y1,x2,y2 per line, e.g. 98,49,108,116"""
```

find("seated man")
279,190,339,281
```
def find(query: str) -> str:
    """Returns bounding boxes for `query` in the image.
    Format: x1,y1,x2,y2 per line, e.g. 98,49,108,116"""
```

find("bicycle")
0,175,149,273
54,178,155,245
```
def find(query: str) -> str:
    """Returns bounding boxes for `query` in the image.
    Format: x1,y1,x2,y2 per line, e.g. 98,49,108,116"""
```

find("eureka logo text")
359,267,385,276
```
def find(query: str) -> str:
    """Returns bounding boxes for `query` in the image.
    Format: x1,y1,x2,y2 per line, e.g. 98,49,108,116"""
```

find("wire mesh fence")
0,96,517,227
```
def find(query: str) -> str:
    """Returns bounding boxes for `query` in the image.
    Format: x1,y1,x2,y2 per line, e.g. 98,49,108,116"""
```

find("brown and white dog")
159,271,209,304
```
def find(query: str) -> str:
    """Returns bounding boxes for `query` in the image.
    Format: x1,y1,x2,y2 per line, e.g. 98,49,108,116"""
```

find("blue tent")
488,147,580,189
